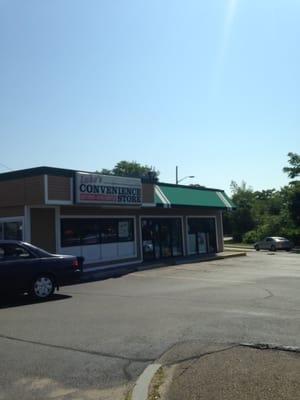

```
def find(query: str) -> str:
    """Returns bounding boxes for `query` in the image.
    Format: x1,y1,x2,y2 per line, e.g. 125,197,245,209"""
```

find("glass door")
142,218,183,260
187,218,217,255
142,219,154,261
160,221,172,257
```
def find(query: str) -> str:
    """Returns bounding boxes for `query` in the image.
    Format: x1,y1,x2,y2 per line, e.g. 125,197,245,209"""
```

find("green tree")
283,152,300,228
229,181,256,242
253,189,281,217
99,160,159,180
283,152,300,180
286,184,300,227
226,153,300,244
242,185,300,245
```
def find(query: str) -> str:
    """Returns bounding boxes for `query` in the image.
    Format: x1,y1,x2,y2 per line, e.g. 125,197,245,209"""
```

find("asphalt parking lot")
0,251,299,400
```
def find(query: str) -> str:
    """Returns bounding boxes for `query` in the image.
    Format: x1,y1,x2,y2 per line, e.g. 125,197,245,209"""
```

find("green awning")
154,183,235,209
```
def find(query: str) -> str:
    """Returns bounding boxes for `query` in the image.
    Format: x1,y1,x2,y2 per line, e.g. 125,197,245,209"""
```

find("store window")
0,220,23,241
100,220,118,243
61,220,81,247
61,218,134,247
81,221,101,245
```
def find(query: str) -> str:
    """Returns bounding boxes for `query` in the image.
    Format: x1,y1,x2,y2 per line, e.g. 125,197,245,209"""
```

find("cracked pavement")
157,344,300,400
0,251,299,399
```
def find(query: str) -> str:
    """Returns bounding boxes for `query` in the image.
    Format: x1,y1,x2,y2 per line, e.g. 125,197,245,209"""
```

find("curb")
81,252,247,282
132,363,162,400
224,247,254,252
217,252,247,259
240,342,300,353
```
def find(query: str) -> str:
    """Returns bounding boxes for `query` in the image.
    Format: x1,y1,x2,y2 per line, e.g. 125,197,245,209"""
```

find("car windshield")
272,237,287,241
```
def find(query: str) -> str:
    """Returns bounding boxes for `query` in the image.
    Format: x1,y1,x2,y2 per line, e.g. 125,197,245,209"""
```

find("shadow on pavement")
0,293,72,309
78,268,136,285
77,254,227,286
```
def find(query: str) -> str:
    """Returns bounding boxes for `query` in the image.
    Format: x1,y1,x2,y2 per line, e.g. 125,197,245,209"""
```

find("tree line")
98,154,300,245
223,152,300,244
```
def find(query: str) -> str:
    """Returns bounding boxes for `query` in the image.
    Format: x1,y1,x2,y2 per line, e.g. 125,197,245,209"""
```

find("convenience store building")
0,167,234,267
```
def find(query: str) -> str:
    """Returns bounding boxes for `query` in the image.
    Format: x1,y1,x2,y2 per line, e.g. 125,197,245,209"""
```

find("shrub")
243,230,260,244
243,226,300,245
280,227,300,245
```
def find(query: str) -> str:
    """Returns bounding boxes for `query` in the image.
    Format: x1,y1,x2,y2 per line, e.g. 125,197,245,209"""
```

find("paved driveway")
0,251,299,399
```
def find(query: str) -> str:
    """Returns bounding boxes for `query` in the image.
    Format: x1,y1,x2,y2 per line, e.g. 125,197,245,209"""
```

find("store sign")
76,172,142,205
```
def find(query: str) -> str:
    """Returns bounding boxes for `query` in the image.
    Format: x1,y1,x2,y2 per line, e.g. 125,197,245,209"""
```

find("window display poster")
197,232,207,254
188,234,197,254
118,221,129,238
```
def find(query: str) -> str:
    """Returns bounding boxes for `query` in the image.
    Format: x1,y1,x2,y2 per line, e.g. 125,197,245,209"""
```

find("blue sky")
0,0,299,194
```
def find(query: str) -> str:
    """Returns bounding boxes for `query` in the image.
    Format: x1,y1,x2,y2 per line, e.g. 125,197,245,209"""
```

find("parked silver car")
254,237,293,251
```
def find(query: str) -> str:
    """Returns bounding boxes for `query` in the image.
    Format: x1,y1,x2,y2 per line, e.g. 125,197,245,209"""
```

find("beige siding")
0,176,44,207
142,183,155,204
31,208,56,253
60,205,220,218
0,206,24,218
24,176,45,204
0,179,25,207
48,175,72,201
138,207,220,218
60,206,138,216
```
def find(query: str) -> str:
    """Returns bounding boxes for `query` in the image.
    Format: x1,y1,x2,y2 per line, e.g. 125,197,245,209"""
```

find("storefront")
0,167,234,267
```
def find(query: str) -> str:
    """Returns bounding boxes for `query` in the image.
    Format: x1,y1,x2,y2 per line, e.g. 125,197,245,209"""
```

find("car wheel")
255,245,260,251
270,245,276,252
31,275,55,299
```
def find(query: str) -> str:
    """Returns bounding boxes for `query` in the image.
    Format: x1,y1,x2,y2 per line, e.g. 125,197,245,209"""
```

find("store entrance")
141,218,183,261
187,217,217,255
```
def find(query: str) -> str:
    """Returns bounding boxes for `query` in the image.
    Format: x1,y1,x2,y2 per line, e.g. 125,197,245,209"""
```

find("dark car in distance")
0,241,83,299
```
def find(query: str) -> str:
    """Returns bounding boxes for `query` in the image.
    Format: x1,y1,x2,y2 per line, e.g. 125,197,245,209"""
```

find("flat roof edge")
0,166,76,181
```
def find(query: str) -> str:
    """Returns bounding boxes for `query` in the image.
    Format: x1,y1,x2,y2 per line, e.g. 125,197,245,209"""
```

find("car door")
260,237,269,250
0,246,8,292
0,244,40,293
265,237,274,250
